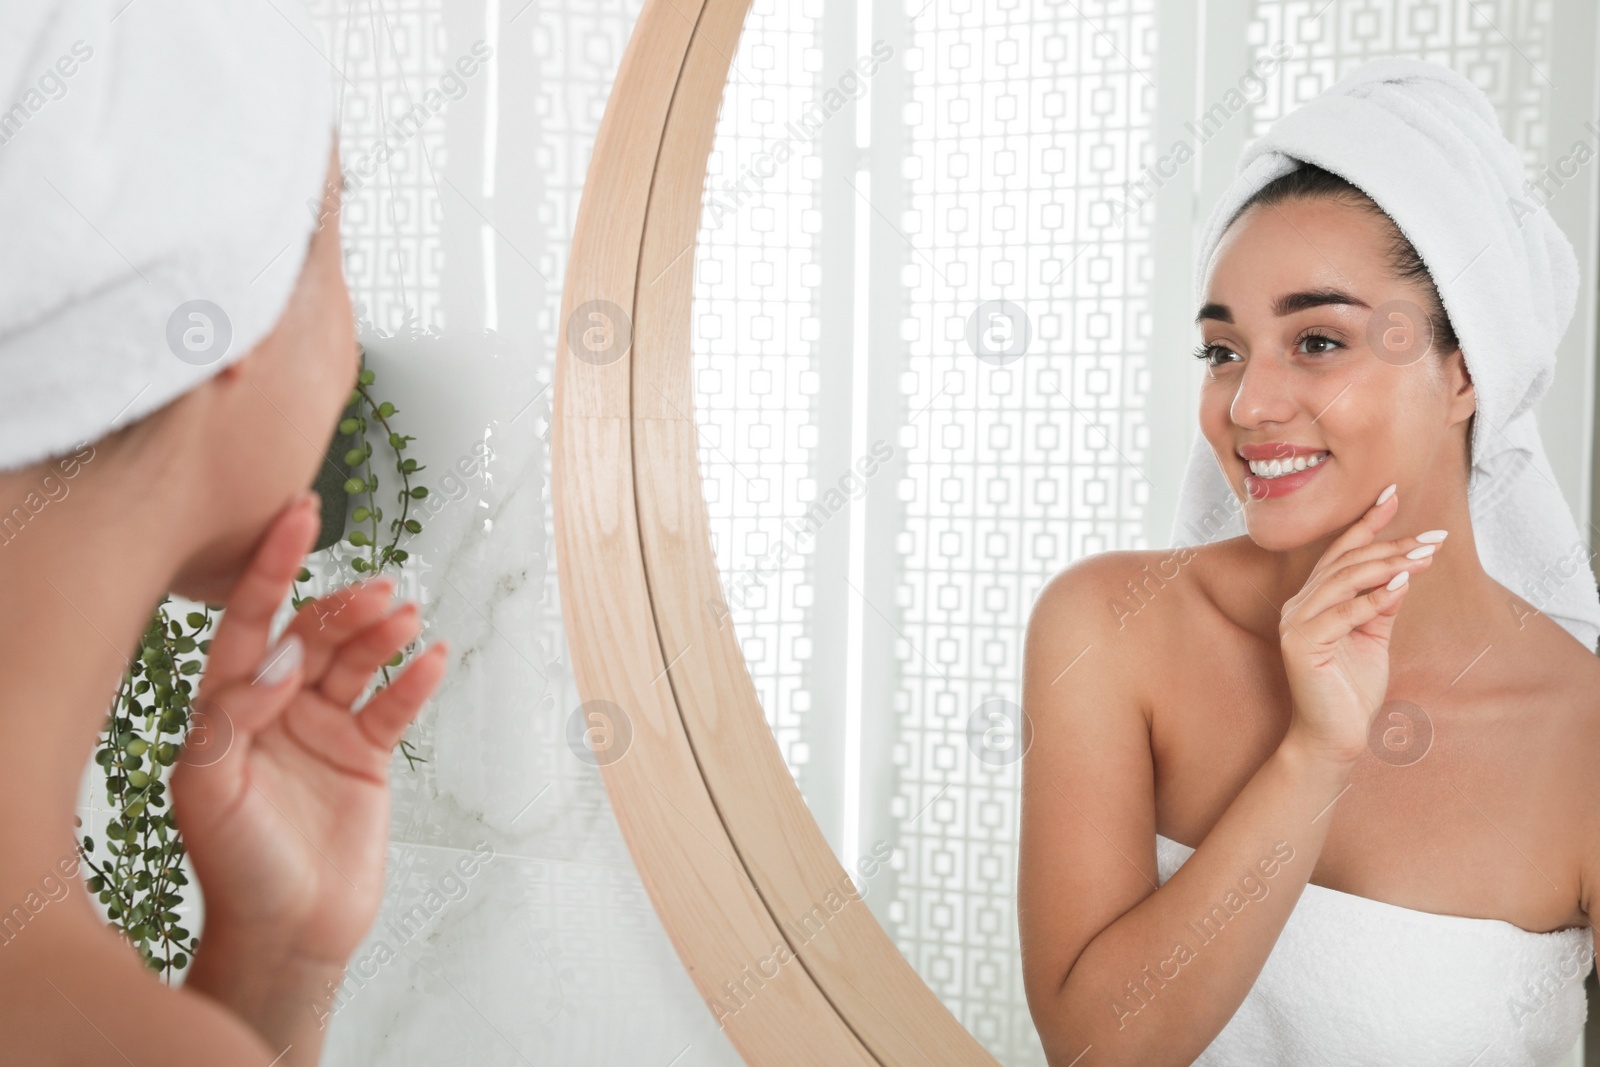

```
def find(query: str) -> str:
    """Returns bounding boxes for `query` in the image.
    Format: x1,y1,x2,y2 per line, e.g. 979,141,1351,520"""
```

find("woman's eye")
1193,343,1238,367
1297,332,1342,355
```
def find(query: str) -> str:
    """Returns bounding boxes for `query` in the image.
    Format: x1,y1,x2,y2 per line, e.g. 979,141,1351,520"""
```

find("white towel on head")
0,0,335,474
1172,56,1600,653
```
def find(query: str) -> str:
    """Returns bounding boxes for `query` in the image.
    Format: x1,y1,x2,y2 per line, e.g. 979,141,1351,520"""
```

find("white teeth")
1247,451,1329,479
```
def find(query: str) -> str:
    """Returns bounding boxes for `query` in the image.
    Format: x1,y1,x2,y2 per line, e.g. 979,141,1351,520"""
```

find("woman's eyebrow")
1194,288,1372,325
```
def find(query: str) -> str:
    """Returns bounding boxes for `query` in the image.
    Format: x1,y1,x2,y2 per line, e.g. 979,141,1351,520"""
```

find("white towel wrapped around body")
1155,834,1593,1067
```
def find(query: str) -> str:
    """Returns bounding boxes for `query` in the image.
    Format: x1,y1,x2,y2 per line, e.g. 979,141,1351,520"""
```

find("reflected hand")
1278,485,1441,765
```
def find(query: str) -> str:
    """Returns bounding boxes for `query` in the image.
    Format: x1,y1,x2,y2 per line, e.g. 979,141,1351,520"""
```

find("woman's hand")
1278,484,1444,766
171,488,450,969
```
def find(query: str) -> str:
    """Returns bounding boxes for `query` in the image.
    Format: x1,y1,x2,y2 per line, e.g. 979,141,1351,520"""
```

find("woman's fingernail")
1405,544,1436,559
253,633,303,687
1376,483,1397,505
1386,569,1410,591
1416,529,1449,543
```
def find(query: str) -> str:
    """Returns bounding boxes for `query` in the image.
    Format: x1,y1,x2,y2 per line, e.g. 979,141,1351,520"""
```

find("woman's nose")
1228,353,1300,428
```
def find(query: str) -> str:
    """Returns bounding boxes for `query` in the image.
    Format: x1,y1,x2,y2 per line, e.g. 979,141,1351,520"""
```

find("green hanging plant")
80,346,433,979
76,606,213,977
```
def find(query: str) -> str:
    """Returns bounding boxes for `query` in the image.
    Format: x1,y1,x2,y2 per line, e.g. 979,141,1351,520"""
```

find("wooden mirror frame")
552,0,1002,1062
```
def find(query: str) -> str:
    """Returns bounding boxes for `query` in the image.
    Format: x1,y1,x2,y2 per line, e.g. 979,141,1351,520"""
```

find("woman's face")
166,144,360,603
1195,195,1475,552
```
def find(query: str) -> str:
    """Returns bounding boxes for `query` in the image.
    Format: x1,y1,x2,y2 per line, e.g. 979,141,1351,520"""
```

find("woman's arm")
1018,556,1351,1066
1,908,286,1066
1021,490,1432,1066
184,924,347,1065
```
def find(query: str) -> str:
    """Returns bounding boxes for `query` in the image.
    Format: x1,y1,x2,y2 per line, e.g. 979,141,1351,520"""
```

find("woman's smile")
1241,454,1331,499
1238,443,1334,499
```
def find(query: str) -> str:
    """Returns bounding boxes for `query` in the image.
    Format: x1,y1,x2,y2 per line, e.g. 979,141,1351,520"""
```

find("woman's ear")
1443,348,1477,473
1446,348,1476,420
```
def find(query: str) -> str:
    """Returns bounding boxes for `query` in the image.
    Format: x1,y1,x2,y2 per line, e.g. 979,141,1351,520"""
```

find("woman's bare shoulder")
1024,541,1248,723
1493,591,1600,729
1031,539,1246,639
0,909,277,1066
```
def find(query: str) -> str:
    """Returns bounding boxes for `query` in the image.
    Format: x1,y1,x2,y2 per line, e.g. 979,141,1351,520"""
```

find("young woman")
1019,61,1600,1067
0,6,447,1064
